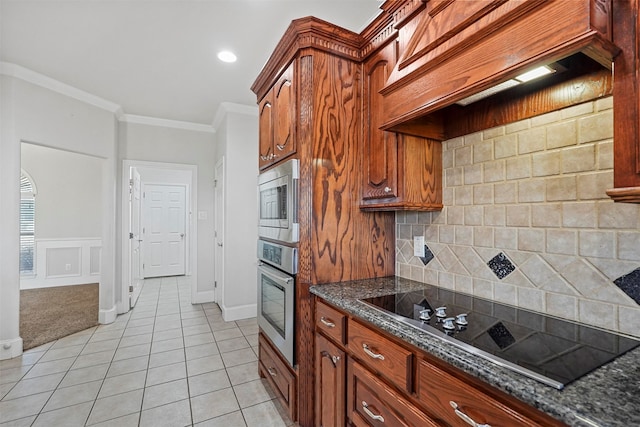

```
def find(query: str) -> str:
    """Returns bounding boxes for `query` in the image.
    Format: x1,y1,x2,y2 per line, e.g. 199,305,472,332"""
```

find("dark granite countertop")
310,276,640,427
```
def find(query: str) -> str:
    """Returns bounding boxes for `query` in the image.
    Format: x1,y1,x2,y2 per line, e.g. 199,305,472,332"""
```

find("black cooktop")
361,287,639,389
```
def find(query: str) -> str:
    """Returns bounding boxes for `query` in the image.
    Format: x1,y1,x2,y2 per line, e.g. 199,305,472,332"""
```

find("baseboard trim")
193,290,215,304
221,303,257,322
99,305,118,324
0,337,23,360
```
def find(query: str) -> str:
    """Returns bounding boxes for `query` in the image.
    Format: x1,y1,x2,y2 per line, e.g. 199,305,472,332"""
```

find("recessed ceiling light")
515,65,555,82
217,51,237,63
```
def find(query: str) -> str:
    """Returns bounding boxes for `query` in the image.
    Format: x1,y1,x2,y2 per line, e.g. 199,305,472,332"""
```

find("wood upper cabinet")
360,40,443,211
362,40,399,203
258,62,295,170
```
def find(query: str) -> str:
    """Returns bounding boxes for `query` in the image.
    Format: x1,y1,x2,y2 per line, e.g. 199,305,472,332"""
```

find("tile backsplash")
396,96,640,338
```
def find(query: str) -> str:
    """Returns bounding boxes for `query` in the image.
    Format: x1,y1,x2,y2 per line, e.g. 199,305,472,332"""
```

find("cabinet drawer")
348,359,438,427
316,300,346,345
259,334,296,420
417,359,542,427
348,320,412,392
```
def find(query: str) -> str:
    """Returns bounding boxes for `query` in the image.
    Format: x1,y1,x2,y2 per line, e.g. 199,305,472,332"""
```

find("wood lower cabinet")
348,359,438,427
314,298,566,427
315,333,346,427
258,333,297,422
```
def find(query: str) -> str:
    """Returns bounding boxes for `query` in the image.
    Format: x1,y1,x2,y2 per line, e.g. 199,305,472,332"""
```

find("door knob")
217,242,223,247
180,233,185,238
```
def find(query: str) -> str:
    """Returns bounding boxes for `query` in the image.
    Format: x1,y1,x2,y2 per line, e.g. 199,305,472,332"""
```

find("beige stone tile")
3,372,64,400
43,379,101,412
446,166,463,187
463,164,483,185
454,226,473,245
148,348,185,369
562,101,594,119
98,370,146,399
473,278,494,299
618,232,640,261
506,205,530,227
23,358,75,379
473,142,493,163
86,389,144,425
547,176,577,201
483,160,505,183
112,343,150,361
578,110,613,143
619,306,640,337
483,126,505,139
494,182,517,204
494,134,517,159
146,361,187,387
187,354,224,377
505,118,530,134
577,171,612,200
242,400,287,427
546,120,577,149
473,227,494,248
579,299,616,330
494,227,517,249
562,144,596,173
221,348,257,368
142,378,189,410
106,355,148,378
518,127,546,154
546,229,577,255
531,204,562,228
598,200,640,229
578,230,615,258
532,151,561,177
493,282,517,305
88,412,139,427
59,363,109,388
139,398,191,427
38,345,84,363
506,156,531,180
217,337,250,354
33,401,92,427
185,343,219,361
191,388,239,424
531,109,562,127
518,179,545,203
454,146,473,166
562,201,597,228
194,411,247,427
597,140,614,169
0,391,52,423
226,362,260,386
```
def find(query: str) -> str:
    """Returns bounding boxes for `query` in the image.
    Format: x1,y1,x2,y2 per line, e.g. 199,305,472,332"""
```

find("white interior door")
129,168,143,307
214,158,224,304
143,184,186,278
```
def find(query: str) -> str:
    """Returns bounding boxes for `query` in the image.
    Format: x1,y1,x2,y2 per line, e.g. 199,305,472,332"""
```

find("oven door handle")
258,262,294,284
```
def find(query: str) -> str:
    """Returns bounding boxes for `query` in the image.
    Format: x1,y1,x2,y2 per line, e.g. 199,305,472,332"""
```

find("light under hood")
379,0,620,133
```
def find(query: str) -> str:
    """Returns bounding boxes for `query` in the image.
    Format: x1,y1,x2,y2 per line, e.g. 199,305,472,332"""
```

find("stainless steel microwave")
258,159,299,244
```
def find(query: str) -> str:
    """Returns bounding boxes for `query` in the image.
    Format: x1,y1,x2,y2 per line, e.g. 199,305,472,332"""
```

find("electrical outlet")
413,236,425,257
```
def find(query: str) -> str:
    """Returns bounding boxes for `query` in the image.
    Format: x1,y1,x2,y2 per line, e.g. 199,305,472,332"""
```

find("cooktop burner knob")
455,313,468,326
442,317,456,331
419,309,431,321
435,307,447,318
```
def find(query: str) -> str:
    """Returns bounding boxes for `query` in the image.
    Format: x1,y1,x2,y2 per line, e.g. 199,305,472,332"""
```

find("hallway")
0,277,292,426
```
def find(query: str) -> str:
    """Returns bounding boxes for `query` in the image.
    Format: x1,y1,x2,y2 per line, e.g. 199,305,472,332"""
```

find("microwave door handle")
258,263,293,284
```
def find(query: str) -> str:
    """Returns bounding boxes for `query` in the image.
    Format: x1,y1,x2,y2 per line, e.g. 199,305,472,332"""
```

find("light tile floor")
0,277,293,426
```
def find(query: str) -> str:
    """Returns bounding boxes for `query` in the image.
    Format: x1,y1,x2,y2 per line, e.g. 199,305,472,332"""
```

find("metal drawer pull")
320,317,336,328
362,401,385,423
267,367,277,377
450,401,491,427
384,186,392,193
362,344,385,360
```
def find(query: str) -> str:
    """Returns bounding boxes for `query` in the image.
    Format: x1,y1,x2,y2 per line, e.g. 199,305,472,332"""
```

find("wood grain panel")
381,0,616,129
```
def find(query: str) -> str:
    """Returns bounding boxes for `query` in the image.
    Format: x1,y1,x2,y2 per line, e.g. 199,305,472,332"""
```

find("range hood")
380,0,620,133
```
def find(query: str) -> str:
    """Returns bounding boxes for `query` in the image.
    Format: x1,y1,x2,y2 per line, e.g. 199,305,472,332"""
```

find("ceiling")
0,0,382,127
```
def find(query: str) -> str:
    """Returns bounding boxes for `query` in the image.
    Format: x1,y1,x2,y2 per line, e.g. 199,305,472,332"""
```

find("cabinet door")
316,333,346,427
362,41,398,202
348,359,439,427
258,93,274,170
273,63,295,163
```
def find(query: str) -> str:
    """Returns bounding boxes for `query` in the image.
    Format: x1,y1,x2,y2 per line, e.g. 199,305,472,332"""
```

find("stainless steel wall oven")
257,238,297,367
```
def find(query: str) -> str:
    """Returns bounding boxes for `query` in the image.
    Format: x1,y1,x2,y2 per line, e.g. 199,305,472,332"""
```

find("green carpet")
20,283,99,350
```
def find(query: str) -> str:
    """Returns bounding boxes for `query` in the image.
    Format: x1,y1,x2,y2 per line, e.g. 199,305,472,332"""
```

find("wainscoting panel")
21,238,101,289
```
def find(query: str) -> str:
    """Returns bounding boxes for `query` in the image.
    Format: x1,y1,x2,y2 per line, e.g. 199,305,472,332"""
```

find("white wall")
118,122,216,300
0,75,118,359
213,104,259,321
21,143,103,239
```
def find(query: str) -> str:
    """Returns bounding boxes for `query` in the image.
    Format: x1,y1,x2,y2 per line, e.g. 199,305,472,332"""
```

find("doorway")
214,158,225,304
142,183,187,278
121,160,198,312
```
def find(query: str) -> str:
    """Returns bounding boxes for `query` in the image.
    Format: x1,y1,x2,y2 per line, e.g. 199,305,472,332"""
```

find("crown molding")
121,114,216,133
0,62,123,118
212,102,258,131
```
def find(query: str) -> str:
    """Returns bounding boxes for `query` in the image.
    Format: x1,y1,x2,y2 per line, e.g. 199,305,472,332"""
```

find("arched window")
20,170,36,275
